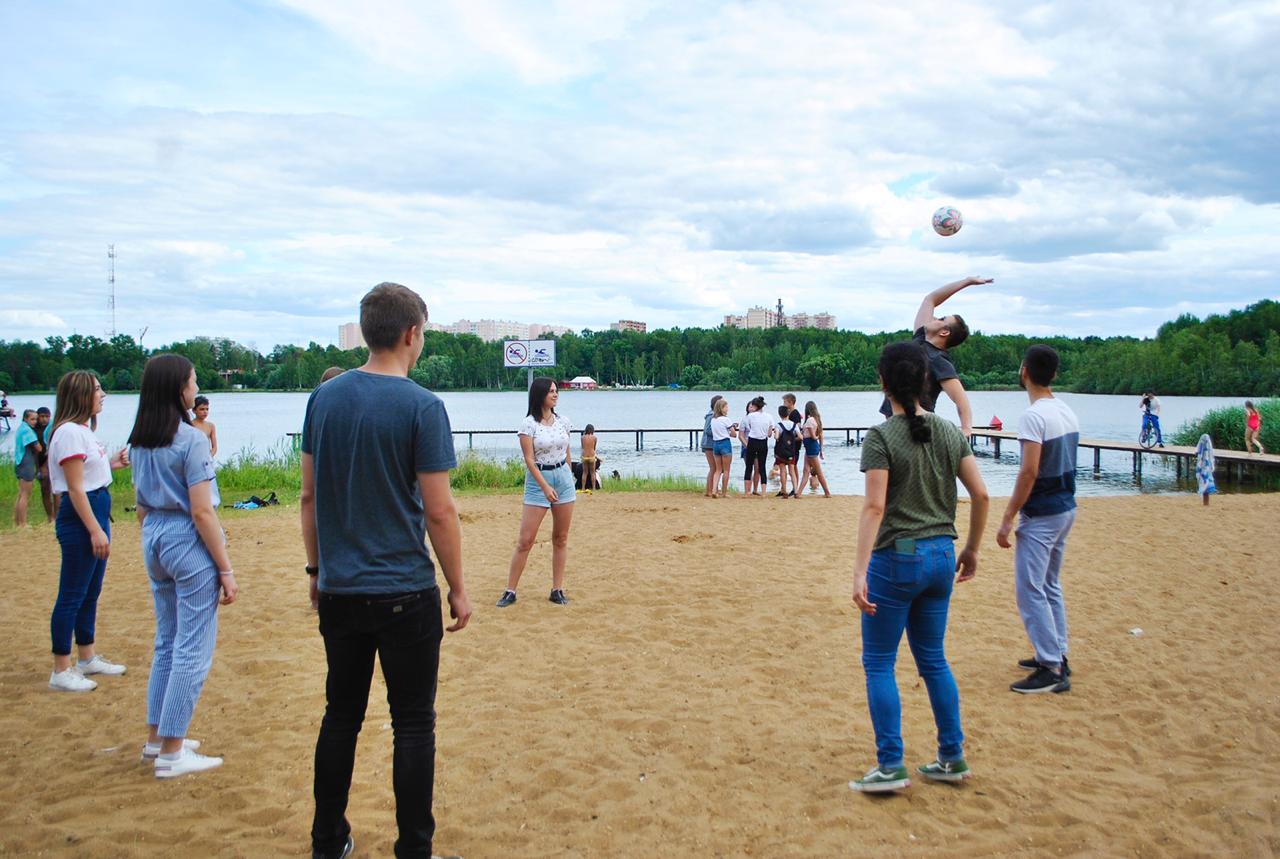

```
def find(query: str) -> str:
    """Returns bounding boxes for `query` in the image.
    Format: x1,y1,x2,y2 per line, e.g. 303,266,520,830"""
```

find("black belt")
536,462,565,471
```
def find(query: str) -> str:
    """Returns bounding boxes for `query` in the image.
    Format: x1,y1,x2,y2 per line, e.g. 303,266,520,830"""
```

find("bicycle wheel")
1139,425,1156,450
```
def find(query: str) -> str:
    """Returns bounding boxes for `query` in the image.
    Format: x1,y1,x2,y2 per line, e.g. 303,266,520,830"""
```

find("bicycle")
1138,418,1162,450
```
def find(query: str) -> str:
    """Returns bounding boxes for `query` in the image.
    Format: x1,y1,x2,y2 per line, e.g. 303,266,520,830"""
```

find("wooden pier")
288,425,1279,482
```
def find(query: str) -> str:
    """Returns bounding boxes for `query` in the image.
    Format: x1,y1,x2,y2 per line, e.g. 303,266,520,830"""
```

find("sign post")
503,339,557,389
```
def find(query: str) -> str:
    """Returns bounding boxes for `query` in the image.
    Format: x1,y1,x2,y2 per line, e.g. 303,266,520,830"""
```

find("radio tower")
776,297,785,327
107,244,117,338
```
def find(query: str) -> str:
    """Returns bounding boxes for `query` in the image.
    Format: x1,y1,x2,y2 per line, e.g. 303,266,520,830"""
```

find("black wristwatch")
306,565,319,576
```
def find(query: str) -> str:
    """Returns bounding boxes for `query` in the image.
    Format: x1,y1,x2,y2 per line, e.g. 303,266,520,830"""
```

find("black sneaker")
496,590,517,608
312,834,354,859
549,589,569,605
1017,656,1071,676
1010,665,1070,694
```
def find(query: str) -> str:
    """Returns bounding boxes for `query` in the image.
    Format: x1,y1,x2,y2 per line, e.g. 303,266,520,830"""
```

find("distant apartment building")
338,322,366,350
724,307,836,331
428,318,574,342
610,319,647,333
528,323,574,339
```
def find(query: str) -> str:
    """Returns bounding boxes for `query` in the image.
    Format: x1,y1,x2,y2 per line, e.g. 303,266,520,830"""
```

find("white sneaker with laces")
77,655,127,676
49,668,97,692
141,738,202,761
154,748,223,779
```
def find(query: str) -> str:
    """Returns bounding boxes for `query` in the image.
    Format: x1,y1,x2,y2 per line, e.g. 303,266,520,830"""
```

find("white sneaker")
49,668,97,692
154,748,223,779
77,655,127,676
141,738,202,761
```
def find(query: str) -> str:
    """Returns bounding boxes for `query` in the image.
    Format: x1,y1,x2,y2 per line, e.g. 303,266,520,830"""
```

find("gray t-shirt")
302,369,457,595
879,328,958,417
132,423,220,514
860,412,972,551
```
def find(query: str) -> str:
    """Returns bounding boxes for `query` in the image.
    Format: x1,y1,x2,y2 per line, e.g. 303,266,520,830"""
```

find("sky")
1,0,1277,351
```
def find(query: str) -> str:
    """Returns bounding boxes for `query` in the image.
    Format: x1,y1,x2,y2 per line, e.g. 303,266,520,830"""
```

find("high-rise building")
726,307,836,331
338,322,365,350
610,320,647,333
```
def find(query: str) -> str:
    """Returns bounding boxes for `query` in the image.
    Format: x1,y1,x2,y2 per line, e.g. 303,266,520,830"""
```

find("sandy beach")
1,491,1278,858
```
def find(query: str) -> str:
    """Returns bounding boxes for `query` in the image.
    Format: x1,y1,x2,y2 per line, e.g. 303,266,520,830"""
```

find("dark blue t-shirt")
302,369,457,595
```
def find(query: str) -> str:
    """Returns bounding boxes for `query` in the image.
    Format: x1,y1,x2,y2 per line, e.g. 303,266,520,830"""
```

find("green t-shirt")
860,413,972,550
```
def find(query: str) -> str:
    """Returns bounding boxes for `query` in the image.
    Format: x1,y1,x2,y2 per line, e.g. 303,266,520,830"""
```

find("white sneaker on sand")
49,668,97,692
141,738,202,761
77,655,126,675
154,748,223,779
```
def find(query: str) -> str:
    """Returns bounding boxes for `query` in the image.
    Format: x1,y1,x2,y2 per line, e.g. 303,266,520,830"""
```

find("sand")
1,491,1278,858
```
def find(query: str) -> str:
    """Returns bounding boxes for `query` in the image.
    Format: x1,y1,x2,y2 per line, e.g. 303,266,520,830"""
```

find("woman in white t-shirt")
708,397,738,498
741,396,772,497
497,378,577,608
46,371,131,692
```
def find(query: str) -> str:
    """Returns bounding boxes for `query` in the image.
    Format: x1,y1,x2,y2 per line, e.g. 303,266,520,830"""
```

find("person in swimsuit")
580,424,598,494
1244,401,1265,455
191,396,218,457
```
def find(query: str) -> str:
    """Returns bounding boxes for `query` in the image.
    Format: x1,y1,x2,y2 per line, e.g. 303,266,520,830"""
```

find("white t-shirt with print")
744,411,773,440
49,422,112,493
519,413,573,466
710,415,736,441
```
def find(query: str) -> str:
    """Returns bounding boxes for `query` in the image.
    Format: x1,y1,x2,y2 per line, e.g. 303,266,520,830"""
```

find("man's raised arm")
914,276,994,330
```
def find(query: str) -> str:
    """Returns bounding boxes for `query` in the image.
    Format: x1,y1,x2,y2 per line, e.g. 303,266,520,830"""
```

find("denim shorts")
712,439,732,457
803,438,821,458
524,464,577,507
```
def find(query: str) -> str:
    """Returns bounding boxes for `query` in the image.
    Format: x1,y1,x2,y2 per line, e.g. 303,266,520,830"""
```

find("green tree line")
1,300,1276,396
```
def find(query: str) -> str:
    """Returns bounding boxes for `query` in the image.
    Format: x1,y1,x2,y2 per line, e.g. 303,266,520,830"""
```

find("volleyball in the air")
932,206,963,236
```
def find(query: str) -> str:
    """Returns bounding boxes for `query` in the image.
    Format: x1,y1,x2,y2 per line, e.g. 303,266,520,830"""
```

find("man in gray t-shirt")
301,282,471,859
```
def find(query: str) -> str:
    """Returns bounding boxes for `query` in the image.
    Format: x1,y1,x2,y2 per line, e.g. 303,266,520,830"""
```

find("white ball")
932,206,963,236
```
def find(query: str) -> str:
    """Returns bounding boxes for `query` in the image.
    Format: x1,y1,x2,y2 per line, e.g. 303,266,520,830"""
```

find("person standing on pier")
997,345,1079,695
879,276,992,436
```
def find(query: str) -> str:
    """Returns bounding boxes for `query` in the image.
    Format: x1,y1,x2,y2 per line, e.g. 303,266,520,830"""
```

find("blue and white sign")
502,339,556,368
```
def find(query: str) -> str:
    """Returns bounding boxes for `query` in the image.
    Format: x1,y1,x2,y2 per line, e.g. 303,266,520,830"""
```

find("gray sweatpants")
1014,508,1076,669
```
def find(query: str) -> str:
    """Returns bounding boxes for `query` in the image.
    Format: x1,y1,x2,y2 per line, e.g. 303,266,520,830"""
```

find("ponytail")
877,342,932,444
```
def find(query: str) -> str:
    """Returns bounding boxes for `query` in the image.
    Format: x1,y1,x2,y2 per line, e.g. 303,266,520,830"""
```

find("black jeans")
312,588,443,859
744,438,768,482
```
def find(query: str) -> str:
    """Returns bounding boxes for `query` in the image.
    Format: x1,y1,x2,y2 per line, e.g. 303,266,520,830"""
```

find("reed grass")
1172,399,1278,451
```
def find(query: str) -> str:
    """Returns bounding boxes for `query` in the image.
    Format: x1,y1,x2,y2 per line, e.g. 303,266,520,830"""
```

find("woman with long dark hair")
128,354,238,778
497,377,576,607
46,371,130,692
741,396,771,497
848,342,989,794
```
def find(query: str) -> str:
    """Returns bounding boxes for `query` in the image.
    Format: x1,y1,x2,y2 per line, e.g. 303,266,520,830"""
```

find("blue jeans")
861,536,964,769
144,513,222,738
1142,413,1163,443
50,487,111,656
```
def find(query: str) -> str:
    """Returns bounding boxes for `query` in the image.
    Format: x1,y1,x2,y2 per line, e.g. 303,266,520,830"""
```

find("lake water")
2,388,1254,497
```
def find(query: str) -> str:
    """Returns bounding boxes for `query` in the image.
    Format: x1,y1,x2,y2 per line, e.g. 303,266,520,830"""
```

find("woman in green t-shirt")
849,341,989,794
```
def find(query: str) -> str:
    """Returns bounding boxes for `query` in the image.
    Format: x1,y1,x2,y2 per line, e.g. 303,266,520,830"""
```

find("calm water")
3,388,1254,496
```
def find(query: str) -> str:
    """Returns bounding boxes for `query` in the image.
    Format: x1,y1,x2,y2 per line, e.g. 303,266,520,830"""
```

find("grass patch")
0,449,712,530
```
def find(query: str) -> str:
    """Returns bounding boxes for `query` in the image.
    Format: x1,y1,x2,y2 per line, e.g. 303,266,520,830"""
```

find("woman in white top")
46,371,130,692
741,396,773,497
708,397,738,498
497,378,576,608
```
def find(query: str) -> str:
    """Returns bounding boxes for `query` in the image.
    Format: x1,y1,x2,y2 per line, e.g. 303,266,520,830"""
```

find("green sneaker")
848,765,910,793
916,759,971,783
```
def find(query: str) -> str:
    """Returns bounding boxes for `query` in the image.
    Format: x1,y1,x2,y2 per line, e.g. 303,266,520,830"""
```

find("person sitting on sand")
191,395,218,457
580,424,598,495
996,345,1078,695
1244,401,1265,455
849,341,989,794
